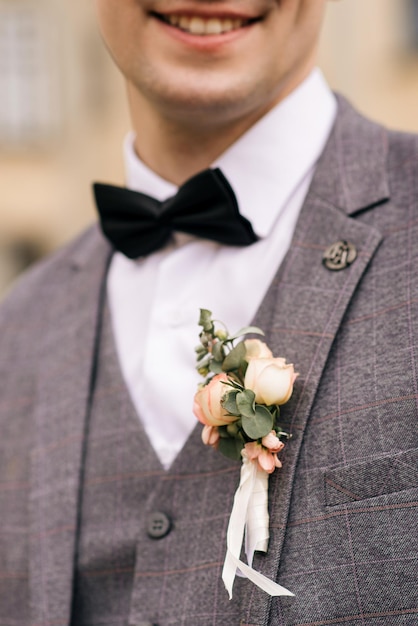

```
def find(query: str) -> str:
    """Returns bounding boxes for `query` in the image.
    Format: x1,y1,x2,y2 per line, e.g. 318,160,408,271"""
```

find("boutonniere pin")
193,309,296,599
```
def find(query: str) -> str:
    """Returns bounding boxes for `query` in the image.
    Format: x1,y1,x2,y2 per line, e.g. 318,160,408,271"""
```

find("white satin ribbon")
222,453,294,599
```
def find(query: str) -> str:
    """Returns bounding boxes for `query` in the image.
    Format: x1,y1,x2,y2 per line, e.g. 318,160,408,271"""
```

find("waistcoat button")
146,511,172,539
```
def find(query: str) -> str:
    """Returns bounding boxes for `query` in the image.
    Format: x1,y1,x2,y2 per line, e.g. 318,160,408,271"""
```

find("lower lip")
154,17,255,51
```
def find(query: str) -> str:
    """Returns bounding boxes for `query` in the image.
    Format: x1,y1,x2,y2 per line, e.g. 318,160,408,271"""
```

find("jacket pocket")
324,447,418,506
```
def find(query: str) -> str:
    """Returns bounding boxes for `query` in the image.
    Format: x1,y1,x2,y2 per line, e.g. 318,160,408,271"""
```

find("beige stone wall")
320,0,418,130
1,0,418,294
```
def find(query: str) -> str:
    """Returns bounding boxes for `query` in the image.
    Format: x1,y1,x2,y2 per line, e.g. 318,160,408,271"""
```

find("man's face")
95,0,327,128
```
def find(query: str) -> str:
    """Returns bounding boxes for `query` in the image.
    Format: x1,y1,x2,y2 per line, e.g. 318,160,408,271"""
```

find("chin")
138,75,274,129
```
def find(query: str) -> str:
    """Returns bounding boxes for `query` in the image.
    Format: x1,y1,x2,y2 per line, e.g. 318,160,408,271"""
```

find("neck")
126,63,316,186
128,92,270,186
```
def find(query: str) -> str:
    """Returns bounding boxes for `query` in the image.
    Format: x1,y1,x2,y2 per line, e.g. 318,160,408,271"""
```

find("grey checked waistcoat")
1,98,417,626
71,304,252,625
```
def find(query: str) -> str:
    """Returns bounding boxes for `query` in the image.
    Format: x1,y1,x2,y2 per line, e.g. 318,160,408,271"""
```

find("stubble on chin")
127,58,281,133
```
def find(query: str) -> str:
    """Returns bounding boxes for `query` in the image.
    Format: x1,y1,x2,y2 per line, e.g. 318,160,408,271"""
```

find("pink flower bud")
201,424,220,447
244,441,284,475
261,431,285,453
258,448,276,473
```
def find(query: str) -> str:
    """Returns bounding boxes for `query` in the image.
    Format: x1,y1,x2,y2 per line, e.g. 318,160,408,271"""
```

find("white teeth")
206,18,223,35
189,16,206,34
164,14,246,35
221,19,233,32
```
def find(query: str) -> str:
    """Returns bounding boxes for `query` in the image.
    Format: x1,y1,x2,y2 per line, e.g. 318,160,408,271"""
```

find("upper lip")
149,3,263,20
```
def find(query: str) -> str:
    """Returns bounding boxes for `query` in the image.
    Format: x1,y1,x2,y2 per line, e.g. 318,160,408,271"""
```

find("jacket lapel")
29,228,112,626
242,97,388,624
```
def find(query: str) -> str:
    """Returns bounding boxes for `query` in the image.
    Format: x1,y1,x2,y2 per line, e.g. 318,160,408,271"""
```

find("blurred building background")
1,0,418,296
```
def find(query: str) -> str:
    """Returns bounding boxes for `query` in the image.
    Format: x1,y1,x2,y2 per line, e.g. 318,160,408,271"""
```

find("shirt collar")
123,68,337,239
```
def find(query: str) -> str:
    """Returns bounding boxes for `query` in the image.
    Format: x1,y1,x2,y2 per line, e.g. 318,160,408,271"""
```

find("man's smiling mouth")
152,12,259,36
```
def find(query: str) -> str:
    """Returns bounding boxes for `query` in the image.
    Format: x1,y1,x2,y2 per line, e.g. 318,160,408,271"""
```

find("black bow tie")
93,168,258,259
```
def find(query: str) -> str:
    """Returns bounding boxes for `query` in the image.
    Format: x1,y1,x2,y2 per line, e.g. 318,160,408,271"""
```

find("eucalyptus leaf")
236,389,256,418
218,436,244,461
196,352,209,365
212,341,225,362
199,309,214,332
209,360,223,374
222,390,240,416
197,356,210,368
228,326,265,341
242,404,274,439
239,360,249,379
222,341,246,372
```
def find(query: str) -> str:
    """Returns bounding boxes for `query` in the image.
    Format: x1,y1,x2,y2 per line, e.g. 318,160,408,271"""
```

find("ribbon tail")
222,454,294,599
245,465,269,566
225,551,294,598
222,549,238,600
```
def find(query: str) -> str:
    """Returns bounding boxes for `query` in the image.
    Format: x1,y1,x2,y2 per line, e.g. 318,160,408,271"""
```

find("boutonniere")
193,309,296,599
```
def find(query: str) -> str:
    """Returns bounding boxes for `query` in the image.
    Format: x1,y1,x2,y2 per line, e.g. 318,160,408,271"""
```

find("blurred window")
0,1,62,151
407,0,418,49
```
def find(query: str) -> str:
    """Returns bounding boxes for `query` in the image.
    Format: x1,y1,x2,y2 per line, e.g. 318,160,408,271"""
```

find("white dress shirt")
107,68,337,468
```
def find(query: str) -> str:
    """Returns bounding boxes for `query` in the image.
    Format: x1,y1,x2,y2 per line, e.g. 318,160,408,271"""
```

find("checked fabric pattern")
0,97,416,625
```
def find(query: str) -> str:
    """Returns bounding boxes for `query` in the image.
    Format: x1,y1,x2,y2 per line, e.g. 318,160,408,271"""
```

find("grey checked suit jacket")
0,97,417,626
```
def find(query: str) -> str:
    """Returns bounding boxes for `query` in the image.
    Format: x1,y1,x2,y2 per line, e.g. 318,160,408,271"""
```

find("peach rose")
244,357,297,406
244,339,273,360
193,373,237,427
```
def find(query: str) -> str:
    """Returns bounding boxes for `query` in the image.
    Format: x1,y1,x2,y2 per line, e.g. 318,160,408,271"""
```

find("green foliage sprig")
194,309,292,462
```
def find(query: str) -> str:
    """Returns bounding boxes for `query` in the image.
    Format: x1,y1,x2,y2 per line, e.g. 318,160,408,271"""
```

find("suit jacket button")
146,511,172,539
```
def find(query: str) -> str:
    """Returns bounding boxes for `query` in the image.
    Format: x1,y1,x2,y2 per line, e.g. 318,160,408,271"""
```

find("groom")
0,1,417,625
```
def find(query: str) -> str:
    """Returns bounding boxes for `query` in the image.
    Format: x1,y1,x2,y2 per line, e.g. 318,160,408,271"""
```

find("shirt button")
146,511,172,539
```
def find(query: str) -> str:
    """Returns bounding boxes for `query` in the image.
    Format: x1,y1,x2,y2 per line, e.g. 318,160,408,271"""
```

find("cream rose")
244,357,297,406
244,339,273,360
193,373,238,427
